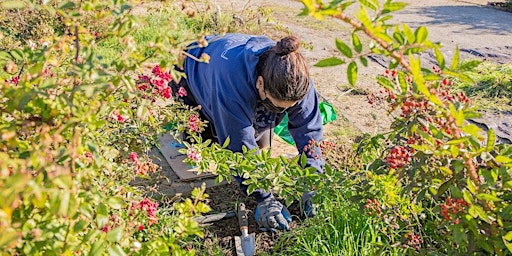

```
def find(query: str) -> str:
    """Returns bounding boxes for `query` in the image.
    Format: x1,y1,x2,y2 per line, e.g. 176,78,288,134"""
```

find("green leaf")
359,56,368,67
74,220,88,233
449,145,460,158
439,167,452,175
463,189,474,204
1,1,26,9
495,155,512,164
458,60,481,71
359,0,378,11
402,24,415,43
505,231,512,241
107,197,124,209
300,153,308,167
314,57,345,67
476,193,501,202
451,46,460,70
504,239,512,254
106,227,123,242
59,191,70,216
222,137,230,148
352,33,362,53
461,124,482,137
467,177,476,195
89,240,106,256
335,38,353,58
10,49,24,60
434,47,445,69
414,26,428,43
382,1,408,14
469,205,490,223
452,225,467,245
376,76,394,90
485,129,495,152
356,6,372,27
393,30,405,45
28,62,44,75
347,61,357,86
59,1,76,9
108,245,127,256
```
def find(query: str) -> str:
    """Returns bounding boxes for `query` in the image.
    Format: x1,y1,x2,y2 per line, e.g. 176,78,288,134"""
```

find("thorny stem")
332,9,481,186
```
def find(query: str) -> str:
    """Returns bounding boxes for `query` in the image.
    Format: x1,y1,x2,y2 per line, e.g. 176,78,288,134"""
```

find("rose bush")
0,1,211,255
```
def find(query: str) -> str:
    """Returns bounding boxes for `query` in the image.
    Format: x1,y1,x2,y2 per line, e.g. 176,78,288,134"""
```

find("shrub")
0,0,211,254
299,0,512,254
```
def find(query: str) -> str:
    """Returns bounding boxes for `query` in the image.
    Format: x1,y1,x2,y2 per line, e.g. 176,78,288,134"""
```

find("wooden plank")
158,133,216,181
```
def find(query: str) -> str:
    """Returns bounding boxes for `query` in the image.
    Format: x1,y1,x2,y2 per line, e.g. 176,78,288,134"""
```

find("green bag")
274,101,337,145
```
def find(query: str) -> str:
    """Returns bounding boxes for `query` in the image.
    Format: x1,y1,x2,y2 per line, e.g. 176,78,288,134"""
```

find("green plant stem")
331,11,411,72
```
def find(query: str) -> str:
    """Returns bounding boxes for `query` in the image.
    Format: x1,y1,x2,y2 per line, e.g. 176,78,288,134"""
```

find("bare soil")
143,0,512,254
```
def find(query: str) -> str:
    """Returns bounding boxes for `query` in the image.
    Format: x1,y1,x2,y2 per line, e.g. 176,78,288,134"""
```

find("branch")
331,11,412,73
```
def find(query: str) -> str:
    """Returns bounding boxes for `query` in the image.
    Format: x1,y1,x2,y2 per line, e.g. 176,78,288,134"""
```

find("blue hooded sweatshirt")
184,34,324,201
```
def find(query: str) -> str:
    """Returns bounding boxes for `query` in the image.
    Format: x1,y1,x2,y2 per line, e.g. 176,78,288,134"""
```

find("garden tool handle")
237,203,249,235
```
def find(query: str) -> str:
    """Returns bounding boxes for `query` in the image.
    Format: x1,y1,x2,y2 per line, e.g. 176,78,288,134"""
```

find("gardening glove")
302,191,317,218
254,195,292,232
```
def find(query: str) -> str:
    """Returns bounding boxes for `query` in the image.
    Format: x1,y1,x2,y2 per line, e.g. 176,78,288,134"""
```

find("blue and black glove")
254,195,292,232
302,191,317,218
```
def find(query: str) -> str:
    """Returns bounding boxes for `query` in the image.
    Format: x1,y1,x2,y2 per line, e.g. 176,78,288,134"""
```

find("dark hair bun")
276,36,300,56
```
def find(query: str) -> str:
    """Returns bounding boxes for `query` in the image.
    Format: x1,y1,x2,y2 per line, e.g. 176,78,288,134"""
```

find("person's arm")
286,81,324,172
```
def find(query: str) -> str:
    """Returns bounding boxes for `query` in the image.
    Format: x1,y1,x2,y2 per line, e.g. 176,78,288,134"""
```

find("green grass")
273,187,398,256
455,61,512,112
94,6,237,65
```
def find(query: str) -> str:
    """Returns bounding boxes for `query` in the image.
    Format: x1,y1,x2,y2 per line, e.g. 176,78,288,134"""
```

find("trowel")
234,203,256,256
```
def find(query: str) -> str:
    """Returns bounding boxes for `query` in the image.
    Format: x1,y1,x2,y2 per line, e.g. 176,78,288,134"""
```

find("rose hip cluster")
364,198,381,216
385,146,413,169
403,232,422,251
302,139,324,160
440,197,468,224
370,68,470,122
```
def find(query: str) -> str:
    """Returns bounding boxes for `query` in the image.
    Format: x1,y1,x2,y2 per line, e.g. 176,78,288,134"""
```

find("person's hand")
302,191,317,218
254,196,292,232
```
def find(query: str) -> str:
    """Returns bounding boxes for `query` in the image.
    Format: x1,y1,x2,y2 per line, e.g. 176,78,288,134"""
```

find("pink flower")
135,198,159,225
137,83,148,91
152,79,165,90
188,114,200,132
178,86,187,97
187,147,202,162
158,71,172,82
160,86,172,99
116,114,125,123
152,65,162,76
10,77,19,84
101,225,111,233
130,152,139,162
